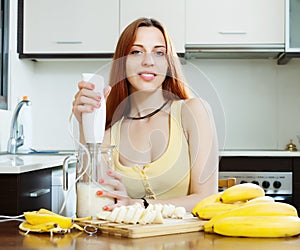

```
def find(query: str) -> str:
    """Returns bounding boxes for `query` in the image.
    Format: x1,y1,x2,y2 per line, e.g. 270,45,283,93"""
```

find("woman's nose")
142,52,155,66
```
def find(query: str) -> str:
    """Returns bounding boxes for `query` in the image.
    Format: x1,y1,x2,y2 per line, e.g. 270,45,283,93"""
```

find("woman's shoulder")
180,98,212,115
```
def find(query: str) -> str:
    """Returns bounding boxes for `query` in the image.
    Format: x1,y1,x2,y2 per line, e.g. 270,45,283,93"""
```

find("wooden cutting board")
78,215,205,238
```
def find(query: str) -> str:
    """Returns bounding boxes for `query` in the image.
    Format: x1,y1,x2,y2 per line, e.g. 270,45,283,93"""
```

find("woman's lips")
138,72,156,81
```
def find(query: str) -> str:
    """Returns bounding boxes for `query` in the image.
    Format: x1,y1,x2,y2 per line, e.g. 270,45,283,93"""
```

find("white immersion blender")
81,73,107,184
81,73,106,147
77,73,114,218
62,73,113,218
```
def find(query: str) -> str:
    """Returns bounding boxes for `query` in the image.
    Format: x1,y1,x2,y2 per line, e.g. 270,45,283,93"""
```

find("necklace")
126,100,169,120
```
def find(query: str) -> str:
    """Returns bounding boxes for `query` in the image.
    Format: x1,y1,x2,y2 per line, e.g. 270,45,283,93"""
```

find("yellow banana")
197,202,244,220
213,216,300,237
37,208,58,215
246,195,275,204
20,221,74,234
220,183,265,203
19,221,58,232
204,202,298,233
192,192,223,216
24,208,91,230
24,211,73,229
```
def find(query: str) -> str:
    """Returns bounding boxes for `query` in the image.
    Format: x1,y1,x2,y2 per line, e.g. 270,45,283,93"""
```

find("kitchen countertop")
1,150,300,175
0,153,75,174
1,220,300,250
220,150,300,157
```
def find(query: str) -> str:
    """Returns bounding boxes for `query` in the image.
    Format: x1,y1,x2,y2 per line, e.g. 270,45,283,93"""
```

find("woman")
73,18,219,212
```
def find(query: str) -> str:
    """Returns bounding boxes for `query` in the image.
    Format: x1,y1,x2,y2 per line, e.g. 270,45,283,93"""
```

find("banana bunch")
192,183,266,219
96,203,186,225
19,208,91,234
192,183,300,237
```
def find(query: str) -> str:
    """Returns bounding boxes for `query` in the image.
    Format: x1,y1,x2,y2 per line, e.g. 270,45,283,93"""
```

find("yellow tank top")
110,100,190,199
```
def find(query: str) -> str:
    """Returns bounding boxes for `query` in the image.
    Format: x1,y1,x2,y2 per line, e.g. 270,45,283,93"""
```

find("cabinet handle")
29,188,50,197
55,41,83,44
219,31,247,35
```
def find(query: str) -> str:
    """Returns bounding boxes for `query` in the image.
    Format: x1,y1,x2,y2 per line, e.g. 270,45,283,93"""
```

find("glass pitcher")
76,144,115,218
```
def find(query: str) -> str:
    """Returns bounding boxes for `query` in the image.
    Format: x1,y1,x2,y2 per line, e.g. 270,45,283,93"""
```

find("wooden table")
1,220,300,250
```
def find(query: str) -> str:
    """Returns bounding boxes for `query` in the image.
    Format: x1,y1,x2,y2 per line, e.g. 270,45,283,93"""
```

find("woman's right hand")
72,80,111,123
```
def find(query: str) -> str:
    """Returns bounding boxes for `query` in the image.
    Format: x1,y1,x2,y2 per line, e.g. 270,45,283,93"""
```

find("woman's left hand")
96,170,132,211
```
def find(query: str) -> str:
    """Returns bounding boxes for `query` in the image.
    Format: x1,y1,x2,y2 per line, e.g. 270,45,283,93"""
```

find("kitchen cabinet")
18,0,119,58
119,0,185,53
186,0,284,45
286,0,300,52
278,0,300,64
0,168,51,216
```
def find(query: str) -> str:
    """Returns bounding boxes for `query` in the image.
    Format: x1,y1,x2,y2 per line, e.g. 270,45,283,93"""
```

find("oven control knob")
262,181,270,189
240,180,247,184
252,180,259,186
273,181,281,189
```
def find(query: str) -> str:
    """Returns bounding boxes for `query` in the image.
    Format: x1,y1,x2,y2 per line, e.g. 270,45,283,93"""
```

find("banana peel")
19,208,91,234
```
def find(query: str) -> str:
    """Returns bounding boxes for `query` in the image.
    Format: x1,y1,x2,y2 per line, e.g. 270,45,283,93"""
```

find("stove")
219,171,293,203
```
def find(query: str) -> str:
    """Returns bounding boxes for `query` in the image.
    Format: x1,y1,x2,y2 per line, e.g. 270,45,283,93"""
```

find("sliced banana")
173,207,186,219
153,203,163,213
153,208,164,224
162,204,171,218
130,206,144,224
168,204,176,217
96,203,186,225
123,205,135,224
115,206,127,223
96,209,111,220
139,209,156,225
106,206,121,222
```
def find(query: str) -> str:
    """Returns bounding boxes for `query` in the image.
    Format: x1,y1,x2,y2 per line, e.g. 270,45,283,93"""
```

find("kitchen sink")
0,154,25,166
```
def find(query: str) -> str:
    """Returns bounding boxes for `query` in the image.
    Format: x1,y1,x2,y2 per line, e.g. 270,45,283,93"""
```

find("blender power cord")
0,214,25,223
58,112,91,215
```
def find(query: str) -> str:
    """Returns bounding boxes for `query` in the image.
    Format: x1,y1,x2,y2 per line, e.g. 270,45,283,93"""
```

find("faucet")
7,97,32,154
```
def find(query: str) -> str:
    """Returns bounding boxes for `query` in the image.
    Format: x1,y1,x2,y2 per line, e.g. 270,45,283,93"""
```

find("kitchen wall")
0,1,300,152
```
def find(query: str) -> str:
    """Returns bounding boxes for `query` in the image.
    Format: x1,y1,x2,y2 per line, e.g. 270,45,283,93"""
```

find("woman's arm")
180,98,219,211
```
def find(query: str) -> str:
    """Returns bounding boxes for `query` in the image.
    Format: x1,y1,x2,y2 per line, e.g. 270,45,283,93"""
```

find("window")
0,0,8,110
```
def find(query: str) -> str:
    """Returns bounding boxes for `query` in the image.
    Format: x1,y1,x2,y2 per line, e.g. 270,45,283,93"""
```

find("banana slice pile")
96,203,186,225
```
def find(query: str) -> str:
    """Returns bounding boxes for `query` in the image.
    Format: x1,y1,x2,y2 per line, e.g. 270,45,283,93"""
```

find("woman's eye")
154,51,165,56
130,50,143,55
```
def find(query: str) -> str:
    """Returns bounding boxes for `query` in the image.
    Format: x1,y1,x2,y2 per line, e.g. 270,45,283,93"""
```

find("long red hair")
106,18,189,129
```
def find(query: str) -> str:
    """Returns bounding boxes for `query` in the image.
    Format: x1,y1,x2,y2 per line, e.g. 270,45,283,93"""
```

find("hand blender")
81,73,106,178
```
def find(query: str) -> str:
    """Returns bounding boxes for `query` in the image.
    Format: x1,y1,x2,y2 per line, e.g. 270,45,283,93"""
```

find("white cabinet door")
186,0,284,45
120,0,185,53
23,0,119,54
286,0,300,52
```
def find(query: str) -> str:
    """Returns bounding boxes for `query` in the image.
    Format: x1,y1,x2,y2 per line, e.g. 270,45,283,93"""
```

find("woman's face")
126,26,168,93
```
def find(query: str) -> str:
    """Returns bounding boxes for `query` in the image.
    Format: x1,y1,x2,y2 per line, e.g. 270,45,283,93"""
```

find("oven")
218,171,293,204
